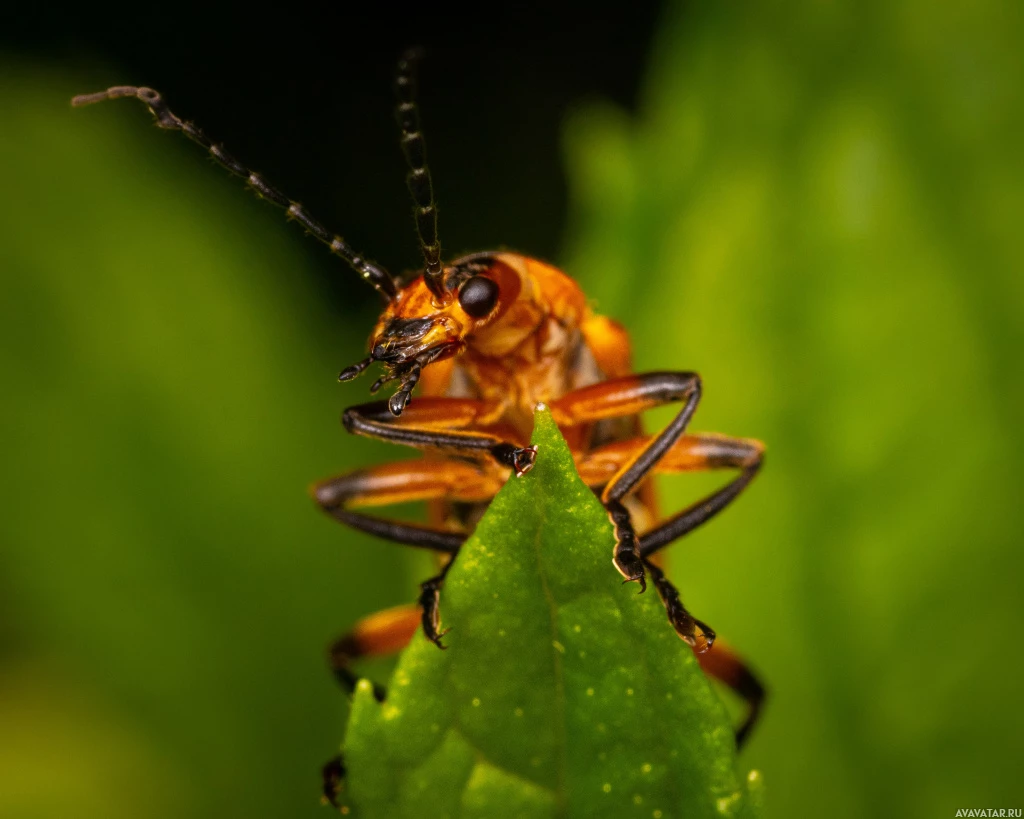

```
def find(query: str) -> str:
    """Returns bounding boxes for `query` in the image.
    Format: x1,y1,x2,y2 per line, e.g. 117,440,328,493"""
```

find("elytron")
75,47,765,788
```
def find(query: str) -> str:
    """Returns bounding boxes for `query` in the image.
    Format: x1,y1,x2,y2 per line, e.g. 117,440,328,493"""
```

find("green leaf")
340,408,762,818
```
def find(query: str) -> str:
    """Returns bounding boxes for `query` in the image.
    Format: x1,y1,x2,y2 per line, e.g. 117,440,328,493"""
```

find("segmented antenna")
71,86,399,303
394,50,446,301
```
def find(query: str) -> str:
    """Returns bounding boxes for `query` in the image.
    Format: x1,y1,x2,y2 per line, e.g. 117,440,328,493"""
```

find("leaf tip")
350,678,382,720
529,402,568,454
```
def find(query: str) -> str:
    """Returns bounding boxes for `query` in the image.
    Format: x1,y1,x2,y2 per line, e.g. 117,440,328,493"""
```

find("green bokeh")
562,1,1024,817
2,0,1023,815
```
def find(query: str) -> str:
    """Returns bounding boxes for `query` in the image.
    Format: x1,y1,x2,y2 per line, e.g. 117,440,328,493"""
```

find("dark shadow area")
3,2,663,317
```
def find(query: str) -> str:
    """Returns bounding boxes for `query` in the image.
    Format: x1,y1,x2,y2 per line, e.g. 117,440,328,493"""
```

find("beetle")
73,48,765,777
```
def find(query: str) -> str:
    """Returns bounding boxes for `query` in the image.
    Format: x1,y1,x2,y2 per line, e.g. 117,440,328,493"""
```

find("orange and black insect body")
74,50,765,772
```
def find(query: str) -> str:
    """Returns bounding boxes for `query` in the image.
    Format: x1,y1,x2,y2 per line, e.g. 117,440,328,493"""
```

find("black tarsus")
733,666,766,749
394,49,445,300
323,558,460,746
643,558,715,650
642,557,766,746
320,754,346,807
71,86,399,304
328,631,388,702
587,371,764,664
418,558,456,648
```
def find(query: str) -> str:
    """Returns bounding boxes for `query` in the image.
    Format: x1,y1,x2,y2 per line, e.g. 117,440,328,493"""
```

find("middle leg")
314,457,503,684
312,457,501,553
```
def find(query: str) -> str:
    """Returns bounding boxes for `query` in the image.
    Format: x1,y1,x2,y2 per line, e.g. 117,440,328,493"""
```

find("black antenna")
394,50,446,301
71,86,399,304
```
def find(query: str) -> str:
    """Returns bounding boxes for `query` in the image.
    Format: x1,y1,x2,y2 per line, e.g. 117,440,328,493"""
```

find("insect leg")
575,431,764,554
418,558,456,649
71,86,398,302
327,572,454,676
644,560,765,746
577,431,762,627
579,313,635,379
321,754,346,807
638,434,764,558
321,597,470,808
579,433,766,744
319,572,462,805
342,398,538,476
550,372,702,589
642,558,715,652
328,604,422,697
695,640,766,748
312,457,501,551
314,458,504,656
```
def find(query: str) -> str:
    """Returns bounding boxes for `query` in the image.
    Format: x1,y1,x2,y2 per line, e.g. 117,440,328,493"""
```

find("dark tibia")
697,641,766,748
321,754,346,807
326,604,423,704
328,632,387,701
557,371,703,593
602,372,703,504
640,455,763,558
342,400,537,472
322,506,464,552
313,465,468,553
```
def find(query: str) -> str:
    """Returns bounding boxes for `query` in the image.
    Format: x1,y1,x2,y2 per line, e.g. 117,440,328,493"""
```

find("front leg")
643,558,715,652
342,397,538,475
644,559,765,747
550,372,702,589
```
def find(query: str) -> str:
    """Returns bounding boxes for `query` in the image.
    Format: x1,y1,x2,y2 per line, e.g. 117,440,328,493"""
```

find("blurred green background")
2,1,1022,817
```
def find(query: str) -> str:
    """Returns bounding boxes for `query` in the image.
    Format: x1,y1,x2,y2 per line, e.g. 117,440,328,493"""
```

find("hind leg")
696,640,765,748
328,604,422,699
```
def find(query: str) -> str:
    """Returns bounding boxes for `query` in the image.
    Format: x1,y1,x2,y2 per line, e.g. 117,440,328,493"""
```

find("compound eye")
458,276,499,318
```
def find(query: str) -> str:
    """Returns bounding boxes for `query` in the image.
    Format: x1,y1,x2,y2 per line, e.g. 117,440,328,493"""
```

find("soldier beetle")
73,49,766,785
